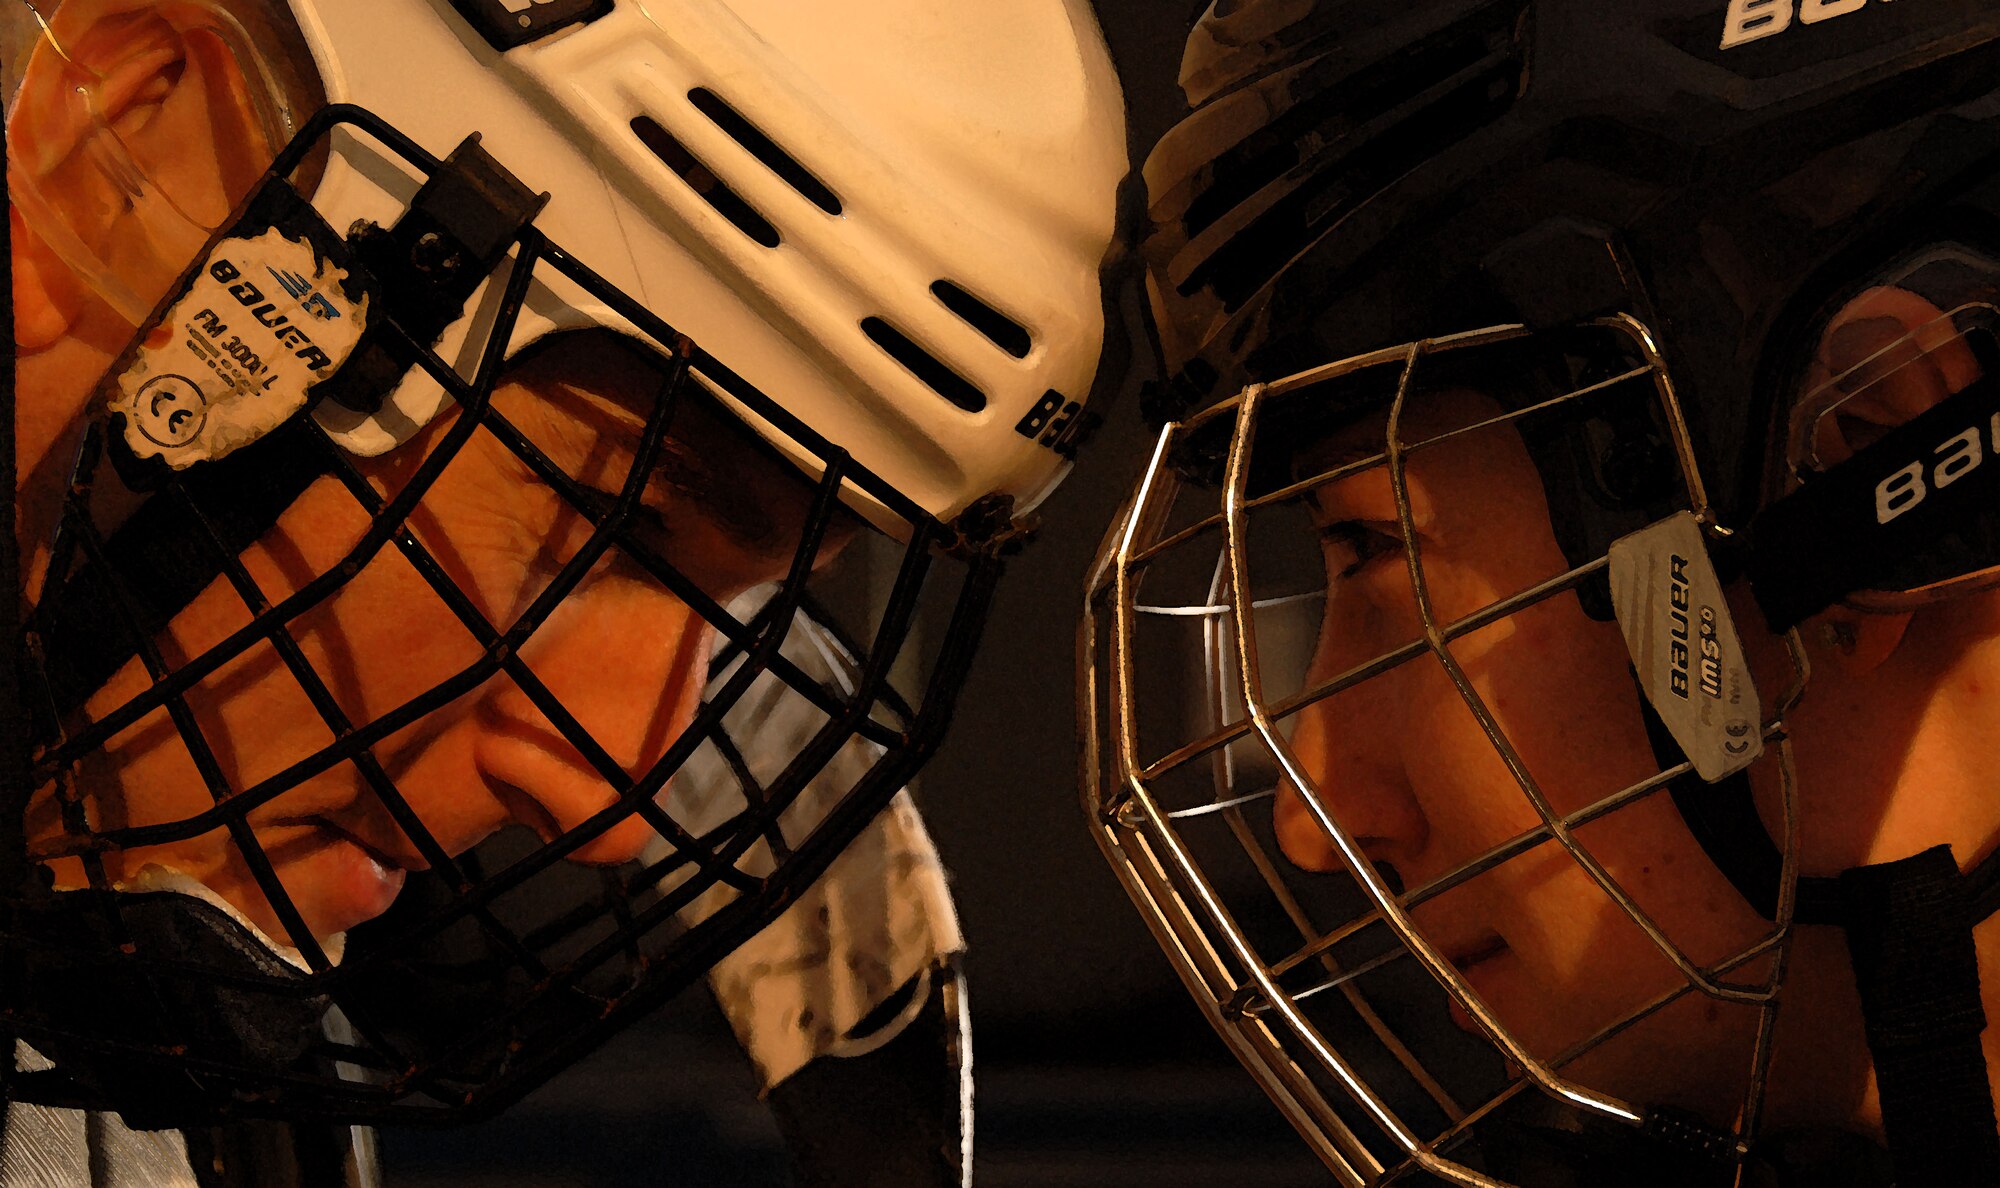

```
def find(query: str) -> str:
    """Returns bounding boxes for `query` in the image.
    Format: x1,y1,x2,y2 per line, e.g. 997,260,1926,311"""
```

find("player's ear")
9,0,277,333
1789,285,1976,677
1799,285,1982,469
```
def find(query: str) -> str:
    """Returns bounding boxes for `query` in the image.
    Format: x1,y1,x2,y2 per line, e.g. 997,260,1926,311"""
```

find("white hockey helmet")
0,0,1127,1126
293,0,1126,528
10,0,1127,529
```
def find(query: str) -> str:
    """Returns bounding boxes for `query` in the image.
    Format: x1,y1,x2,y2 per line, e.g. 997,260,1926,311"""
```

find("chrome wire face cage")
1080,319,1812,1186
3,107,1004,1125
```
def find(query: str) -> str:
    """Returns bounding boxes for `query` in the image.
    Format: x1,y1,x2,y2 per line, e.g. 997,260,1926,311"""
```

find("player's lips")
276,814,427,873
301,820,409,937
1448,934,1509,974
255,815,424,941
1439,933,1512,1037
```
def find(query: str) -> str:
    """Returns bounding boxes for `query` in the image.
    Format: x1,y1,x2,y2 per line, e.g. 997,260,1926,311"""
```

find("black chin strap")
1837,846,2000,1185
1645,697,2000,1184
1620,320,2000,1184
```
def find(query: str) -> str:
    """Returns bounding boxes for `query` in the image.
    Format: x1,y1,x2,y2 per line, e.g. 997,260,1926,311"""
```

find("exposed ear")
1787,285,1977,677
9,0,277,340
10,1,290,591
1798,286,1983,470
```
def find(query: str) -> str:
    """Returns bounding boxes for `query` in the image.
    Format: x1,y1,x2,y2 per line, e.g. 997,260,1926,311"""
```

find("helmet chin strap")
1643,364,2000,1181
1655,721,2000,1183
1652,707,2000,1184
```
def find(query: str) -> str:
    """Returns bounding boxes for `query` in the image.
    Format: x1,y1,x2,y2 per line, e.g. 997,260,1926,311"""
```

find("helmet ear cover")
1747,324,2000,631
1742,216,2000,632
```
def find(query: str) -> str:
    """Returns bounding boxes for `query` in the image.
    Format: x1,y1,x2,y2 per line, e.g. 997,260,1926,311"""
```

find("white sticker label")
1608,512,1764,782
107,228,370,468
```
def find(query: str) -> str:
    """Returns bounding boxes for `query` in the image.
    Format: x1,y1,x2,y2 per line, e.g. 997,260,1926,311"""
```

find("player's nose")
1275,676,1429,877
478,581,713,866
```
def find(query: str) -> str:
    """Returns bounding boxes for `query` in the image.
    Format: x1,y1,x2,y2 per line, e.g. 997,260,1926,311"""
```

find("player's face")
22,330,836,949
1270,388,1771,1109
9,2,852,951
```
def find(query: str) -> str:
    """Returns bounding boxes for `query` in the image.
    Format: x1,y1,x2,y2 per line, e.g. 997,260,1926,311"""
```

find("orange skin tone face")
1271,389,1772,1117
1267,297,2000,1135
13,2,848,948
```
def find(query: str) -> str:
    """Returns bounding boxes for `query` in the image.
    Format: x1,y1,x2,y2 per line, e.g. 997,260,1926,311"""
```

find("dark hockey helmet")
1082,1,2000,1184
1144,0,2000,569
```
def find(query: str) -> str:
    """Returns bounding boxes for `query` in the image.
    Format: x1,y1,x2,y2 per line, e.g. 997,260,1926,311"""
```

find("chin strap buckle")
1642,1107,1750,1166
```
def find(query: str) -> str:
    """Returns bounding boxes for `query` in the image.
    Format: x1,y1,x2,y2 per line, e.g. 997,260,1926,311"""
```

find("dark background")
389,5,1328,1184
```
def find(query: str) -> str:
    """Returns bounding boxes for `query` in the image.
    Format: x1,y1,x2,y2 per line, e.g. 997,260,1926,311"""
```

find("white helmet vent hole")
687,89,843,217
861,318,987,413
930,280,1032,359
629,116,782,248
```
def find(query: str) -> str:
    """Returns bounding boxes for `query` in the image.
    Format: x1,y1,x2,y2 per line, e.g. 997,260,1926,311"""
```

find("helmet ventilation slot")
687,88,844,217
862,317,987,412
629,116,782,248
931,279,1032,359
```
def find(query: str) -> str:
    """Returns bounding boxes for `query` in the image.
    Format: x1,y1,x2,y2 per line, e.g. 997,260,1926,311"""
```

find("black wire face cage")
0,106,1010,1126
1080,319,1816,1187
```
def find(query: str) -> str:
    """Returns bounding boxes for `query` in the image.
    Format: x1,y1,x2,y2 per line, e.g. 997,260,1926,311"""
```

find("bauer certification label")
1609,512,1763,782
107,192,370,470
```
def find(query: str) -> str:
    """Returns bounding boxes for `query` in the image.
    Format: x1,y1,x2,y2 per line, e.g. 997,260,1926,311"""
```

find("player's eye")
560,486,678,563
1317,520,1404,580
